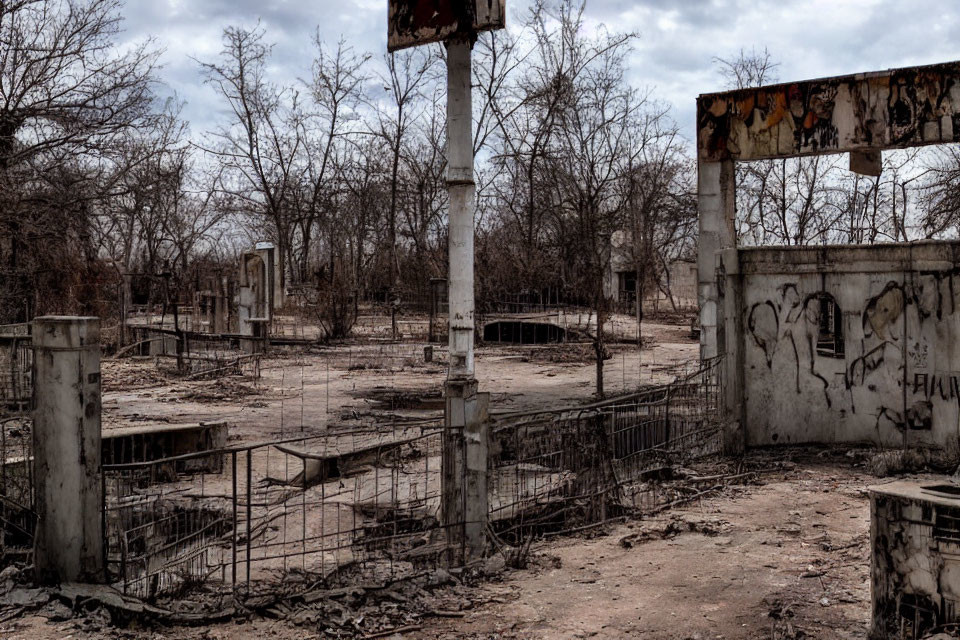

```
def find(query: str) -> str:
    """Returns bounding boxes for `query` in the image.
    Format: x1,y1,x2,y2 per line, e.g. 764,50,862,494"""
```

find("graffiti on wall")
745,271,960,439
747,284,836,404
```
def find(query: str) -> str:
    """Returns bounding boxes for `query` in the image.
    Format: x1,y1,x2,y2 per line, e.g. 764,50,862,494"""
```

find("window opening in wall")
617,271,637,305
816,293,844,357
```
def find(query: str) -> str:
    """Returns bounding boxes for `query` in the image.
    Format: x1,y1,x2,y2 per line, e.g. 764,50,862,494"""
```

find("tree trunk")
594,294,605,400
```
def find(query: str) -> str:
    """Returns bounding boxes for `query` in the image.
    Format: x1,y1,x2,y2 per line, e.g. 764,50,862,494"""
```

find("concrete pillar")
719,249,745,454
119,273,132,347
446,36,475,378
697,160,736,360
441,36,487,563
442,380,489,564
697,160,743,453
32,316,104,584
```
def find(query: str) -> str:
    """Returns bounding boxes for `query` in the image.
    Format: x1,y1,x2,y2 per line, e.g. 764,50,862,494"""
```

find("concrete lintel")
698,59,960,162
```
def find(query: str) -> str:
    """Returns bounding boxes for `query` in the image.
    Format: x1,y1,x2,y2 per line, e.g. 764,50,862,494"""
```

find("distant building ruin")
238,242,284,352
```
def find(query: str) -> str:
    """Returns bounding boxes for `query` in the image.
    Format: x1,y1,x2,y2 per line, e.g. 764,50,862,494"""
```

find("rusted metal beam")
387,0,505,52
697,60,960,162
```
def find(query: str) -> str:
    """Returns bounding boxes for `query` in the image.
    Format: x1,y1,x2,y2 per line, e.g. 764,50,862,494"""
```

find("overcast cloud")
117,0,960,148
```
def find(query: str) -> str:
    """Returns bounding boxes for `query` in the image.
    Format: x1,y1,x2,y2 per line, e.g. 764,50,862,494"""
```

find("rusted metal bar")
245,448,252,587
231,450,237,591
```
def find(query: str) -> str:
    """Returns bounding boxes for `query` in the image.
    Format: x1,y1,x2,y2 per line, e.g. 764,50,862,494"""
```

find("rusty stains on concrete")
697,60,960,162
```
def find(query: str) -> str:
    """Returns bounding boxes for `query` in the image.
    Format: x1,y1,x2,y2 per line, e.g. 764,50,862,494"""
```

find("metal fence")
488,356,723,541
102,423,459,601
0,414,34,563
0,324,31,407
2,355,724,604
125,326,260,378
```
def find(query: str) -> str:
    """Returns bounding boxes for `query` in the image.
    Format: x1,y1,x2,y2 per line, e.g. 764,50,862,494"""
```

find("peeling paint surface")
387,0,505,52
698,61,960,162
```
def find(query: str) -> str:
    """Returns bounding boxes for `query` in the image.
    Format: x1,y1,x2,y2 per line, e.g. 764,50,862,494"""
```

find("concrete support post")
442,380,489,564
120,273,132,347
719,249,745,454
697,160,736,360
441,36,487,563
32,316,104,584
697,159,743,453
446,36,475,379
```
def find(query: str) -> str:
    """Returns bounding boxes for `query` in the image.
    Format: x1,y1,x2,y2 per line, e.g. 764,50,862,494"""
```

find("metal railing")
488,356,723,540
102,423,459,601
0,354,724,604
0,414,34,563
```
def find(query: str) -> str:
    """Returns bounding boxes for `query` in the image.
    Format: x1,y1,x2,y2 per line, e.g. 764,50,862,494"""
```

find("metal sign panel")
388,0,505,52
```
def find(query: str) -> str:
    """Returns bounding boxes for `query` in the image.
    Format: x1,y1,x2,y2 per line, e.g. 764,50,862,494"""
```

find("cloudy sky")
118,0,960,148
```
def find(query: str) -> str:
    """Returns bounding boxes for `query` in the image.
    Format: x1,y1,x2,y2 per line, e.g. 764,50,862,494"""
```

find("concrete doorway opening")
483,320,566,344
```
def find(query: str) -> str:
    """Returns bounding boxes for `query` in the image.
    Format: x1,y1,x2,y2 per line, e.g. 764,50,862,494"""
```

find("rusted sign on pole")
387,0,503,562
388,0,505,52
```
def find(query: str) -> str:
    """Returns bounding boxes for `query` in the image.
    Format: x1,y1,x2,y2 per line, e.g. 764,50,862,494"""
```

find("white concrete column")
698,159,743,453
442,35,487,563
446,36,475,379
442,380,488,563
697,160,736,359
32,316,104,584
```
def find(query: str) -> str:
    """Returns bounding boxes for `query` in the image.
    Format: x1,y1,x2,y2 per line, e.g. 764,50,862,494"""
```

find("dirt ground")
4,452,890,640
420,455,873,640
100,319,699,447
0,317,899,639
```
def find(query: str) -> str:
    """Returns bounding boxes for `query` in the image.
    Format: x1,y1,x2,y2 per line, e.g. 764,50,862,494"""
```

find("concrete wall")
696,60,960,451
870,481,960,637
740,241,960,448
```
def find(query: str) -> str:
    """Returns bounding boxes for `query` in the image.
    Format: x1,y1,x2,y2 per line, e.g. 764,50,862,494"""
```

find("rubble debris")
867,447,959,477
178,378,261,403
619,514,730,548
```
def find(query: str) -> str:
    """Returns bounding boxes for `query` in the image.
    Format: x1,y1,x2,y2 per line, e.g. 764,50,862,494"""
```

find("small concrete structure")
102,421,228,473
604,226,697,311
196,274,231,335
697,60,960,451
870,480,960,638
32,316,104,584
238,245,278,352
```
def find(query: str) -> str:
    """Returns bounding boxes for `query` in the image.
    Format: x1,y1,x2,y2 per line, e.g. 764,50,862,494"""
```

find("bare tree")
712,47,780,90
374,46,437,338
298,37,369,283
527,0,638,398
621,109,696,345
918,147,960,237
198,24,305,294
0,0,159,322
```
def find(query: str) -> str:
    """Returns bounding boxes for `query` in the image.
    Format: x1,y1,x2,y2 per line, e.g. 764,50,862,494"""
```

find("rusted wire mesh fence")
488,356,723,541
1,353,724,606
102,423,459,601
0,414,34,564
